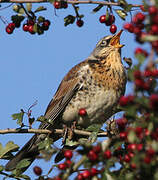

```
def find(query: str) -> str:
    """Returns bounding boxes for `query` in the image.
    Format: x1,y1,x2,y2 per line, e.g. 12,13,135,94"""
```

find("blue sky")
0,0,142,179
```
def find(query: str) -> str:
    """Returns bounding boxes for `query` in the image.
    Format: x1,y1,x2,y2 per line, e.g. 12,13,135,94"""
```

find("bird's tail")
5,135,39,172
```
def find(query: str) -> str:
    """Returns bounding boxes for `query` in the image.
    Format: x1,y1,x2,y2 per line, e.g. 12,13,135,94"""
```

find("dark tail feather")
5,135,39,172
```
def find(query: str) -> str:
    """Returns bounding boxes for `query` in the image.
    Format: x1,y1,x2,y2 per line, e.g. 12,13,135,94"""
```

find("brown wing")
44,78,80,122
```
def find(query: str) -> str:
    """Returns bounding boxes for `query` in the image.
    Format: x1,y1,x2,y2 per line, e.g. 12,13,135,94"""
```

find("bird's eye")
100,40,107,47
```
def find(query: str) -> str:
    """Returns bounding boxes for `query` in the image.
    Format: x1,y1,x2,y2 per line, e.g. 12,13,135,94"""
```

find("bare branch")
0,128,108,137
0,0,141,8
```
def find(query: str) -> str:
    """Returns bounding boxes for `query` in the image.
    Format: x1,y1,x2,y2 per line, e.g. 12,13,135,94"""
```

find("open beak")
110,30,124,48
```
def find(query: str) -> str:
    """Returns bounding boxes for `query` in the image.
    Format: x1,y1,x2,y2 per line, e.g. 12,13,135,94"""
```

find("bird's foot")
68,121,77,140
62,125,68,145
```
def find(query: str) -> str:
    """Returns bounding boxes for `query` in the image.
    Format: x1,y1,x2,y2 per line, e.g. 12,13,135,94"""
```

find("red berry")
42,20,50,31
152,69,158,77
116,118,127,129
133,26,141,35
105,14,115,26
23,24,29,31
54,177,62,180
6,26,13,34
135,12,145,23
78,108,87,116
88,150,98,161
104,149,112,159
134,70,142,79
151,24,158,35
144,70,152,77
8,22,15,30
27,19,34,25
77,174,84,180
120,131,127,140
123,23,134,33
135,79,145,89
28,25,35,34
152,15,158,24
33,166,42,176
124,154,131,163
76,19,84,27
99,15,106,23
110,24,117,34
146,148,155,157
148,6,158,15
135,47,143,55
82,170,91,179
64,150,73,159
144,155,151,164
65,159,72,167
137,144,143,151
92,145,101,153
130,163,136,169
149,94,158,109
127,143,137,151
58,163,67,170
140,5,146,12
54,1,61,9
90,168,99,176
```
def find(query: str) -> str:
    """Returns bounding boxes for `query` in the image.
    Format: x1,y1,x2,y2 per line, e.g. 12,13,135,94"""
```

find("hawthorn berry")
130,163,136,169
146,148,155,157
149,94,158,109
77,173,84,180
8,23,15,30
61,1,68,8
124,154,131,163
76,19,84,27
144,155,151,164
33,166,42,176
42,20,51,31
64,150,73,159
6,26,13,34
148,6,158,15
88,150,98,161
28,25,35,34
27,19,34,25
23,24,29,32
92,145,101,153
116,118,127,129
90,168,99,176
65,159,72,167
134,70,142,79
127,143,137,151
58,163,67,170
105,15,115,26
104,149,112,159
54,1,61,9
123,23,134,33
99,15,106,23
110,24,117,34
78,108,87,116
82,170,91,179
119,131,127,140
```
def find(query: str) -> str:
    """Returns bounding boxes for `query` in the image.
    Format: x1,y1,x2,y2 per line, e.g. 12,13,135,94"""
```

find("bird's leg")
62,124,68,144
68,121,77,141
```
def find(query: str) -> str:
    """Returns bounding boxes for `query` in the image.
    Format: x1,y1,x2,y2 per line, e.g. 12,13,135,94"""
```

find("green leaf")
86,124,102,132
18,174,31,180
0,165,4,172
26,3,32,12
16,159,31,169
29,117,35,126
65,139,79,146
115,9,127,20
18,8,25,14
127,130,137,143
92,4,103,13
0,141,19,159
64,15,75,26
37,16,45,23
135,54,146,64
12,4,20,13
34,6,47,13
12,110,24,126
11,15,25,25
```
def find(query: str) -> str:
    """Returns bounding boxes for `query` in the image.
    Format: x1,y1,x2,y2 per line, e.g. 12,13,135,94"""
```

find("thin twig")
0,0,141,7
0,128,108,137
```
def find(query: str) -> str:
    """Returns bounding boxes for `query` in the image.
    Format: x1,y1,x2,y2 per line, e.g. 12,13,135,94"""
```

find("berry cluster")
99,14,117,34
124,5,158,54
133,69,158,91
22,18,50,35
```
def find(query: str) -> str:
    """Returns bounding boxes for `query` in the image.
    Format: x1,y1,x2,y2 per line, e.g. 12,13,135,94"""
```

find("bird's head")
90,30,124,59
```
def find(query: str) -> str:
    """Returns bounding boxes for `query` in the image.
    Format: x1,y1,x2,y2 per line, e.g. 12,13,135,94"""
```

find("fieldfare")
5,30,127,172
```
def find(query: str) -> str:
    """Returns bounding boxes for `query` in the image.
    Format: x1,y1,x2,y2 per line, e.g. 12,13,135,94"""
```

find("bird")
5,30,127,172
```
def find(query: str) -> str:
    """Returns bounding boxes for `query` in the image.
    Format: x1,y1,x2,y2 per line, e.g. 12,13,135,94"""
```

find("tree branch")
0,0,141,8
0,128,108,137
